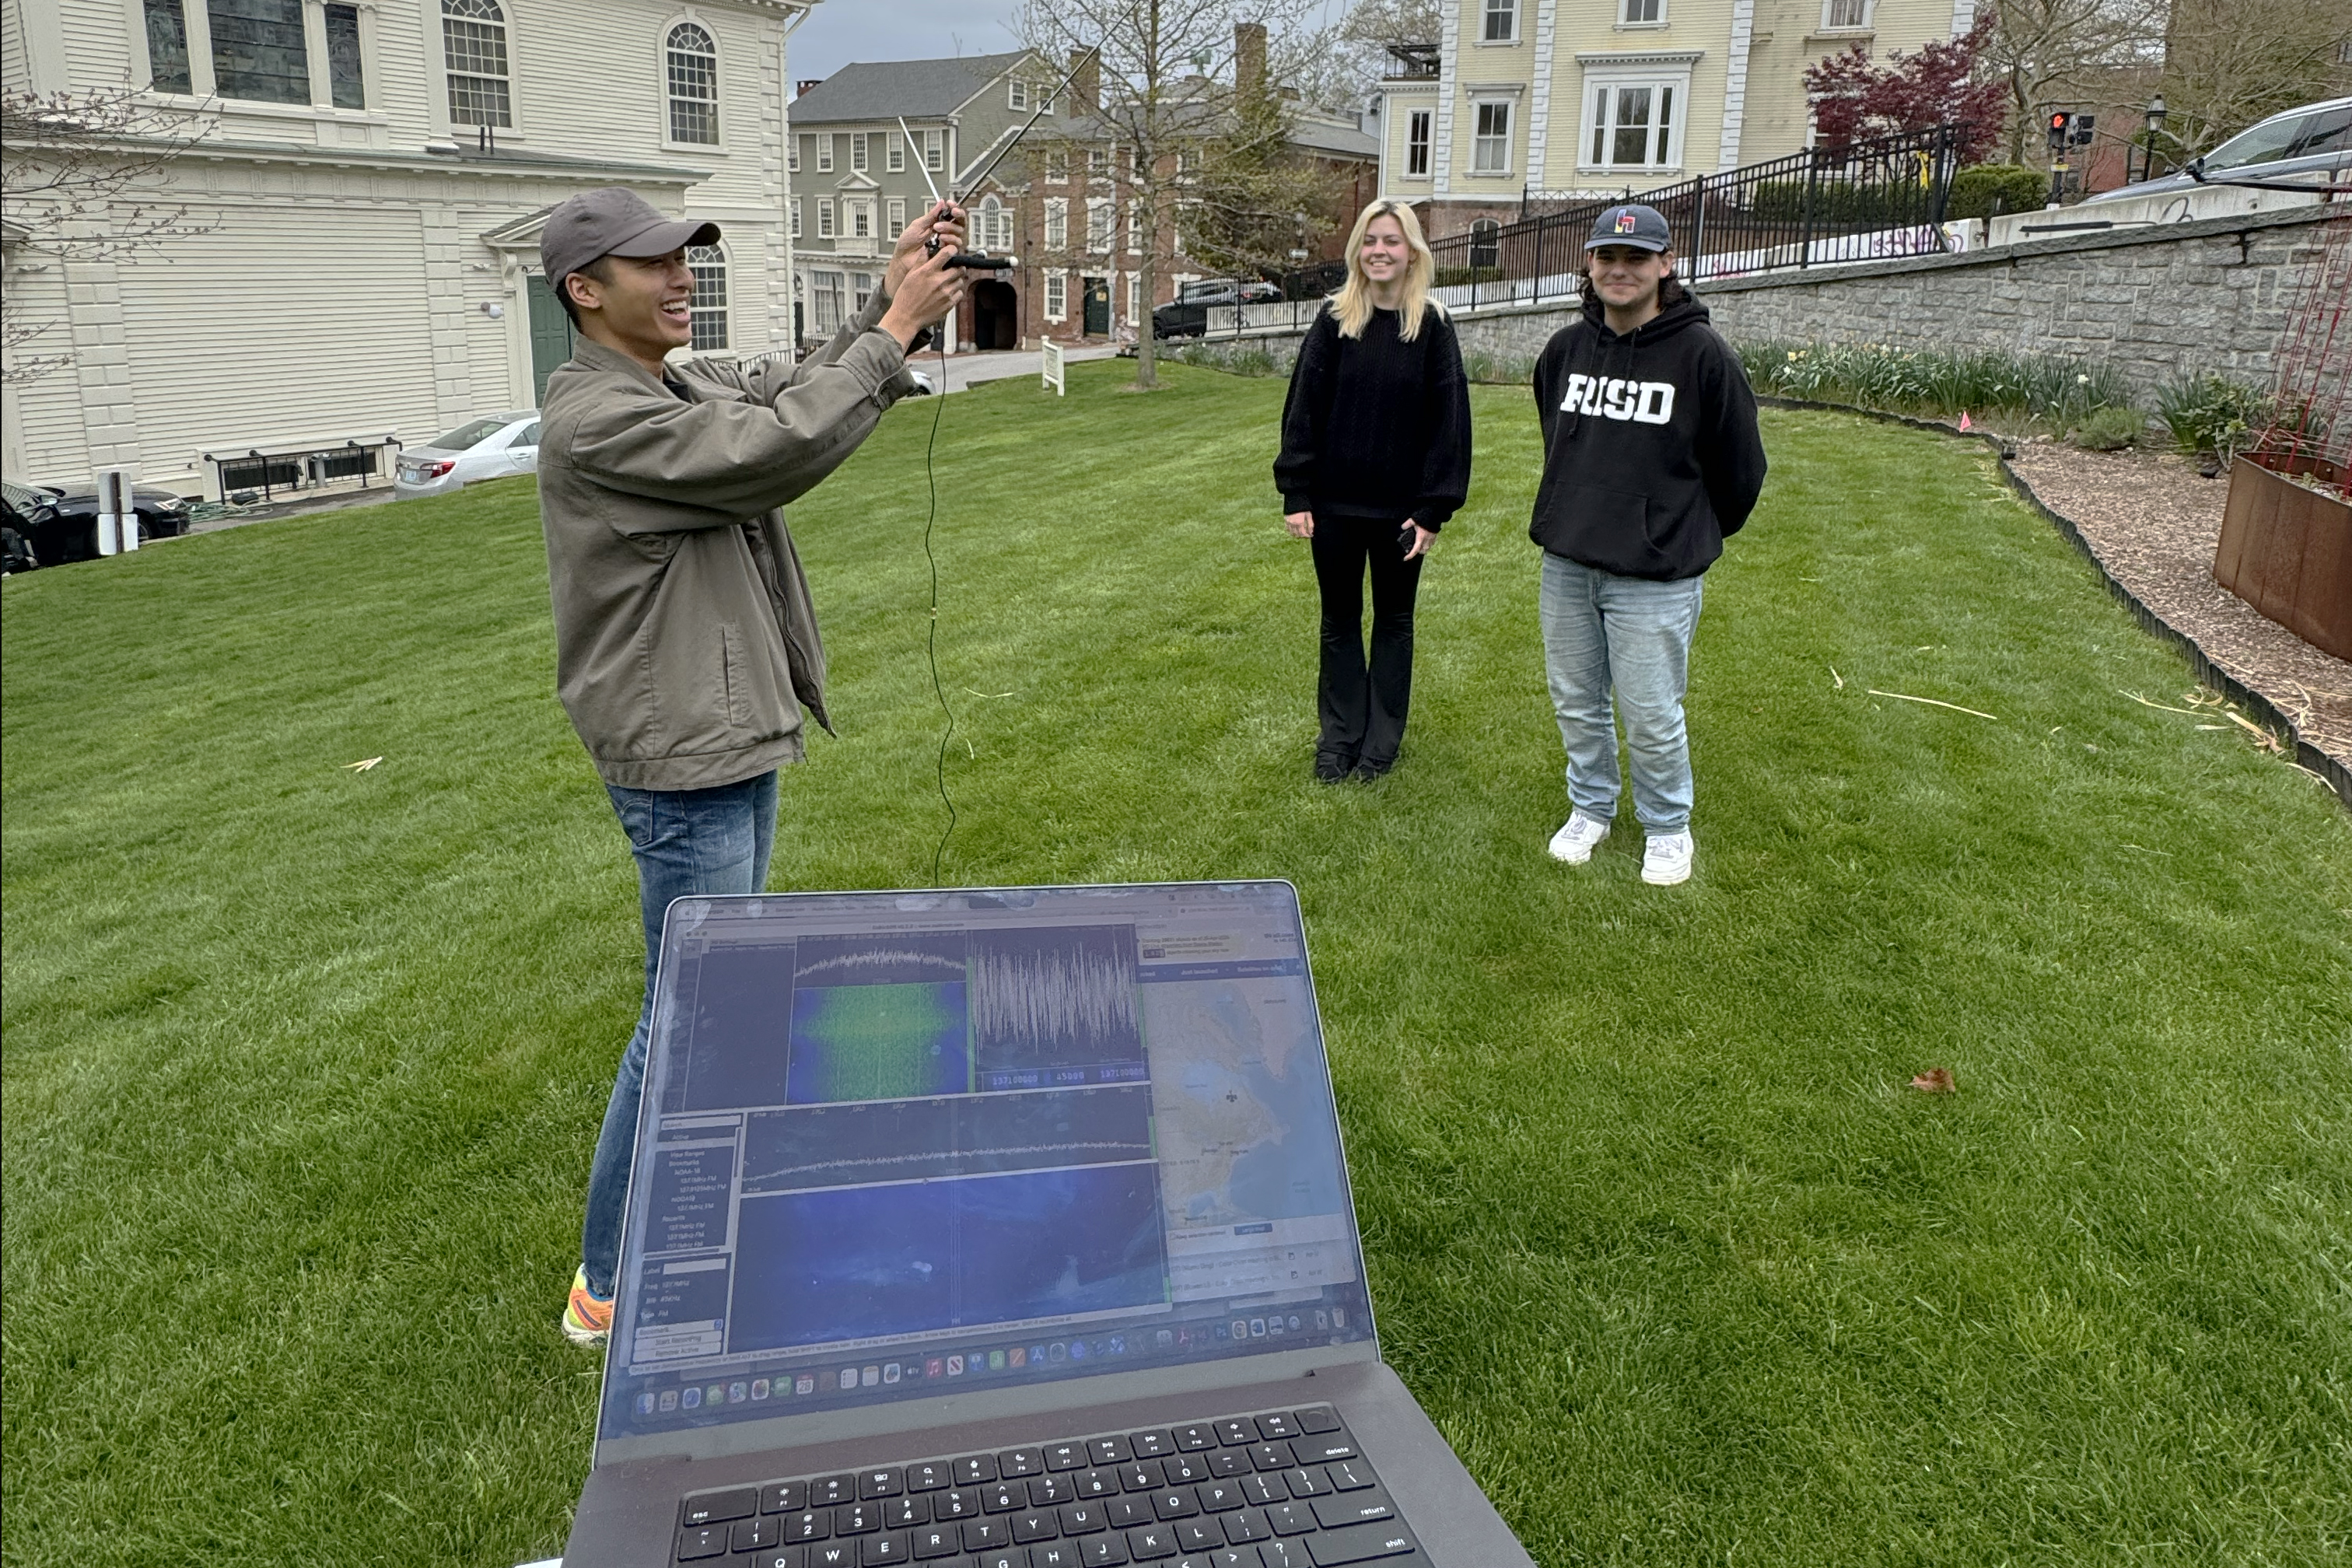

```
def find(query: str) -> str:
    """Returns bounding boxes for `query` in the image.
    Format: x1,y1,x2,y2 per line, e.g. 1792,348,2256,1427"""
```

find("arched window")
1469,218,1500,271
666,22,719,145
442,0,511,128
688,243,728,350
978,194,1012,253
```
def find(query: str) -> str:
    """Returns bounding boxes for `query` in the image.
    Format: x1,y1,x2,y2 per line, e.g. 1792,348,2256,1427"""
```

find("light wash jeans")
581,771,777,1297
1538,553,1704,835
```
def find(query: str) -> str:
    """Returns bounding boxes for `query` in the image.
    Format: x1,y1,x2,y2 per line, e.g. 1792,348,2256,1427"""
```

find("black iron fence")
204,436,399,502
1426,124,1967,311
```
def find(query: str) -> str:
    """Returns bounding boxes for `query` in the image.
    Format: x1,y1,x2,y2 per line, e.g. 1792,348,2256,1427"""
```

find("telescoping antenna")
898,47,1100,881
896,116,1007,272
898,46,1101,271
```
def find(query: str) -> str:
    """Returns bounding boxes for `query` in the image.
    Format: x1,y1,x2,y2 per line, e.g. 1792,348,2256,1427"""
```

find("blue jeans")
580,771,777,1297
1538,553,1704,835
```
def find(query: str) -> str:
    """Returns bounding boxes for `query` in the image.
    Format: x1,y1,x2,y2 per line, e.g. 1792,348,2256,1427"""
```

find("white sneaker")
1642,831,1695,886
1546,811,1611,864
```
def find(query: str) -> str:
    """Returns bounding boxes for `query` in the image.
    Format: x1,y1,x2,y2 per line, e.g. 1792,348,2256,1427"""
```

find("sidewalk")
187,484,401,535
927,343,1124,394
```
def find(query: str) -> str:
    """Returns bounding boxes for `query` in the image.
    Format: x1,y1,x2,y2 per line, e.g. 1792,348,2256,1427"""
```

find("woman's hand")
1402,523,1434,561
1284,510,1314,540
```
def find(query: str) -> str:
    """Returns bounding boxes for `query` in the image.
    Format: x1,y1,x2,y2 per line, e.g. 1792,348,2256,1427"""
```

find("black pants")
1311,512,1424,769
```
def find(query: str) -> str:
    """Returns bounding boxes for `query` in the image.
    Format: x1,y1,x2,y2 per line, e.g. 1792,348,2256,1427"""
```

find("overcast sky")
788,2,1027,89
785,2,1356,93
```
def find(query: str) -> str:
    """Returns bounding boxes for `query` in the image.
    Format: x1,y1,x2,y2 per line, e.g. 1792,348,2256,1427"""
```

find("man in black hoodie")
1530,205,1766,886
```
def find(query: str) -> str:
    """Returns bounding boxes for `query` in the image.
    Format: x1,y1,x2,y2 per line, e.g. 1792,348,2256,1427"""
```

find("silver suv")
2088,96,2350,204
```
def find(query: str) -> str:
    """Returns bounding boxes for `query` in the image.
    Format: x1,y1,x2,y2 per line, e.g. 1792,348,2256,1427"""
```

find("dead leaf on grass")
2226,712,2285,754
1909,1068,1956,1094
1867,689,1999,721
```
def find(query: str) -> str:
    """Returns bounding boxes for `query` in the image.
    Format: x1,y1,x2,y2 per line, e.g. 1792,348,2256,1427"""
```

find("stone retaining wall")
1176,204,2341,397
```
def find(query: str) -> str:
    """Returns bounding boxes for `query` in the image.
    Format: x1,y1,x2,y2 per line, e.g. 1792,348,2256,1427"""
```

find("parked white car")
393,411,541,499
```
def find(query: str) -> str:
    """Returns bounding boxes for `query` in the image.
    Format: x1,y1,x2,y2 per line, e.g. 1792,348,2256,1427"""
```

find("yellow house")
1376,0,1978,235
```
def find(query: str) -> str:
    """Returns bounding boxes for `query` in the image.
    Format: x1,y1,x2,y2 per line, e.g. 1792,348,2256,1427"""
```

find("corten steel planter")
2214,451,2352,663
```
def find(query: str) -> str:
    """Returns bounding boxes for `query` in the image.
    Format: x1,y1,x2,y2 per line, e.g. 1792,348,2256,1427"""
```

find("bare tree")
1285,0,1442,117
2,87,215,385
2158,0,2352,154
1980,0,2165,163
1183,27,1346,282
1021,0,1321,389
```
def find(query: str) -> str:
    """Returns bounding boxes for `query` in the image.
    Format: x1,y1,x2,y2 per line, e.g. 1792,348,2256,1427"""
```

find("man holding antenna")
535,187,968,1343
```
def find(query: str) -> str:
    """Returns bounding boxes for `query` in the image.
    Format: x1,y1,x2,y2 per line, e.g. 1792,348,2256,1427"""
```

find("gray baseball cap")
541,187,720,289
1586,203,1672,253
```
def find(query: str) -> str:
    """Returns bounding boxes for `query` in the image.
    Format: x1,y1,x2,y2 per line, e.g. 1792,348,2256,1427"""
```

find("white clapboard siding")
375,0,443,152
509,30,664,162
502,6,776,200
4,262,96,481
2,2,29,92
112,202,444,485
58,0,124,83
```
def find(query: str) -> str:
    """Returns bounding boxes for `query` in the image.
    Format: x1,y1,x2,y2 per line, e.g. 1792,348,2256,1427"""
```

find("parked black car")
2,484,46,573
0,476,191,567
1152,278,1283,338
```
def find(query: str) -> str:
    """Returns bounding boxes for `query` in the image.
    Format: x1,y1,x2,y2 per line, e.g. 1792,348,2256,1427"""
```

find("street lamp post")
2137,94,2168,184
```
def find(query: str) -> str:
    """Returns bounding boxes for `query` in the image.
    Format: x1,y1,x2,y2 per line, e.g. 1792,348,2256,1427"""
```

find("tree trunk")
1136,0,1164,390
1137,172,1160,390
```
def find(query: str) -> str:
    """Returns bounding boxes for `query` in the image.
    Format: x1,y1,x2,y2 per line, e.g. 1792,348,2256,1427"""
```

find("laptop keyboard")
668,1404,1420,1568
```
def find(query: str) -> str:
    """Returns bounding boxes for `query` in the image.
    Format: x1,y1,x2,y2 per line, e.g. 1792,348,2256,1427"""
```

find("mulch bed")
2002,439,2352,782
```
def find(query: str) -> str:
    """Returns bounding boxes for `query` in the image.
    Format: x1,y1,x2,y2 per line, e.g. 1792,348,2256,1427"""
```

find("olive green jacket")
537,293,916,790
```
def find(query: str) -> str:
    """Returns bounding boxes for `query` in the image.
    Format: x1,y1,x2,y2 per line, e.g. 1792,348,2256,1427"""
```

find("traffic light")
2046,110,2072,152
2071,113,2096,147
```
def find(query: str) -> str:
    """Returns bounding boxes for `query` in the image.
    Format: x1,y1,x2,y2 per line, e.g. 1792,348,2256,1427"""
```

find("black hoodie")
1530,289,1766,581
1276,304,1472,530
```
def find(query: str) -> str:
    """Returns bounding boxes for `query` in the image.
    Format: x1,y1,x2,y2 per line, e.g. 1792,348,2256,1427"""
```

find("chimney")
1069,47,1099,113
1234,22,1267,98
795,79,824,100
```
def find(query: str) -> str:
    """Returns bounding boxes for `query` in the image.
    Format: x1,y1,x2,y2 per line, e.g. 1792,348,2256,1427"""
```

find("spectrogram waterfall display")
771,926,1152,1104
786,983,971,1104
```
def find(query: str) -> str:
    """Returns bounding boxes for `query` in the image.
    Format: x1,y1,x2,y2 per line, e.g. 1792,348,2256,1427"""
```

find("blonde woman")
1275,200,1472,782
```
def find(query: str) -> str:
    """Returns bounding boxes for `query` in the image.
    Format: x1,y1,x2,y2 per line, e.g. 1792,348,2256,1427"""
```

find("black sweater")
1275,303,1472,530
1530,291,1767,580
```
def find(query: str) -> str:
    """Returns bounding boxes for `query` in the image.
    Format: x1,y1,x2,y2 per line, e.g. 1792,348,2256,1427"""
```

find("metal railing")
203,435,401,502
1185,298,1335,338
1426,124,1967,312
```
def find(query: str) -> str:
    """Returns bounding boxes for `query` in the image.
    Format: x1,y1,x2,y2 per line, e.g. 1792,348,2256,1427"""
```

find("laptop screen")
598,881,1377,1442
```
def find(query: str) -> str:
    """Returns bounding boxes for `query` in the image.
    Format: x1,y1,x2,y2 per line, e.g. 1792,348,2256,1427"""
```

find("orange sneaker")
562,1267,613,1346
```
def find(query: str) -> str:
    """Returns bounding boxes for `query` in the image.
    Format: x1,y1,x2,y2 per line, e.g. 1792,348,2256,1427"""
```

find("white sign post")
1041,338,1065,397
96,470,136,555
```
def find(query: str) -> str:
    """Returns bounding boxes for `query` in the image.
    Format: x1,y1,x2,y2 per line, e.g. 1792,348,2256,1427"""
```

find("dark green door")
1083,276,1109,336
527,275,578,405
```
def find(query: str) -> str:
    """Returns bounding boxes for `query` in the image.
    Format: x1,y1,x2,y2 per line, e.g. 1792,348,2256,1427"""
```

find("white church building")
2,0,811,495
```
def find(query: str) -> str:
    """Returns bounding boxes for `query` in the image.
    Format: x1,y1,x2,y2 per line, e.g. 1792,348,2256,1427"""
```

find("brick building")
789,33,1375,353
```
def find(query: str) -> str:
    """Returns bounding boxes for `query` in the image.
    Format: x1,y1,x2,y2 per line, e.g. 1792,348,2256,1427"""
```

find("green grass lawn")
4,362,2347,1568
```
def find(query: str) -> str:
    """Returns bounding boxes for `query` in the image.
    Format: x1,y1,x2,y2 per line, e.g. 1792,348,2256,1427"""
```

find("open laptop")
562,880,1533,1568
